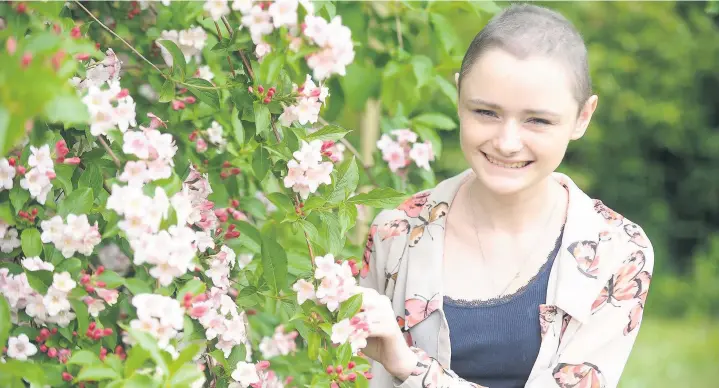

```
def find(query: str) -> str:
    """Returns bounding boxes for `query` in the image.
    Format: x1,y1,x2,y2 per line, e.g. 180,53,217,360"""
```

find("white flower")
123,131,151,159
43,287,71,316
28,145,54,173
232,362,261,388
6,334,37,361
119,160,149,186
206,121,224,145
0,158,15,191
237,253,253,269
254,42,272,61
381,141,408,172
292,279,315,305
19,168,53,205
241,5,273,44
204,0,231,21
0,227,21,253
40,216,64,244
115,95,137,132
392,129,418,144
231,0,253,13
52,272,76,293
268,0,298,27
409,141,435,170
21,257,54,272
87,297,106,317
197,65,215,81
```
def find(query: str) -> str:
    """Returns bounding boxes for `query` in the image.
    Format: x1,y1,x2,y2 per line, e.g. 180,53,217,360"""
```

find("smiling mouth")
482,152,533,169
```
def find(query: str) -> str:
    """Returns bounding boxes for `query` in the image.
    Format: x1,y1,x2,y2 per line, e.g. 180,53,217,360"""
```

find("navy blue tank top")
443,228,563,388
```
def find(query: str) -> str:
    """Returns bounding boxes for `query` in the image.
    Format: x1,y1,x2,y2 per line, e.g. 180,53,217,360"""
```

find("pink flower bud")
195,138,208,153
6,37,16,55
172,100,186,111
75,53,90,61
116,88,130,99
184,96,196,104
256,360,271,370
63,157,81,165
45,171,56,179
71,26,82,39
21,52,32,68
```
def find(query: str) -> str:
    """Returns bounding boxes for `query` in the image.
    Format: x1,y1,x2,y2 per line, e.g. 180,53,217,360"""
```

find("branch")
294,193,316,265
74,1,165,77
237,49,255,81
318,117,378,187
270,119,282,143
97,136,122,169
395,1,404,50
214,21,236,77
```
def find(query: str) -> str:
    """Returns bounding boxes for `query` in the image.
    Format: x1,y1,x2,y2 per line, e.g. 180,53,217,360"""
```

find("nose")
492,120,523,156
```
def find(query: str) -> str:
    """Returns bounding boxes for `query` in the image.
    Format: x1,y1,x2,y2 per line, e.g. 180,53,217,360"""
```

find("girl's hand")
358,287,419,380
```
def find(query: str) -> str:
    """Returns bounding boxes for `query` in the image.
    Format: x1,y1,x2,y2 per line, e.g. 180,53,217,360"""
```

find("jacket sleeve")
358,215,487,388
526,234,655,388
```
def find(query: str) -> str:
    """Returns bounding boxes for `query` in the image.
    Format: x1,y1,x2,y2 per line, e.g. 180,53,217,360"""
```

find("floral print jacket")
359,169,654,388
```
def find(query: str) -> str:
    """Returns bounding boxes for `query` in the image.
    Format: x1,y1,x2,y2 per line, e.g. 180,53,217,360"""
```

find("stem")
237,48,255,81
270,119,282,143
221,15,234,39
97,136,121,169
214,21,236,77
294,193,316,265
73,1,165,77
395,1,404,50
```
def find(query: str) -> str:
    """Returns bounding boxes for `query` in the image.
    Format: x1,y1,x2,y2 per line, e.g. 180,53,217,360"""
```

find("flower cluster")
0,157,16,191
279,74,330,126
259,325,298,359
129,293,185,349
19,145,56,204
303,14,355,80
292,254,357,312
191,287,251,359
120,114,178,186
71,48,122,90
205,245,237,290
283,140,333,200
131,225,198,286
6,270,79,328
40,214,102,258
176,165,219,231
192,121,227,154
377,129,435,173
231,360,285,388
157,26,208,66
82,78,137,136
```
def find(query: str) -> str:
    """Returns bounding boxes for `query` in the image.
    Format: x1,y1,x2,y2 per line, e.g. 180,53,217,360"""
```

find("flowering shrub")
0,0,499,387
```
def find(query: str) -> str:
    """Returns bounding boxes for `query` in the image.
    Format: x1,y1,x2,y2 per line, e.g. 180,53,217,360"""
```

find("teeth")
485,154,529,169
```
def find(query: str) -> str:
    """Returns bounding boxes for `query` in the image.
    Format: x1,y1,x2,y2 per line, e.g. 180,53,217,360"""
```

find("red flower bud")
40,344,48,353
94,329,103,339
6,37,17,55
16,165,26,175
103,328,113,336
326,366,334,374
231,167,241,175
64,157,81,165
40,328,50,338
220,171,229,179
336,366,343,374
184,96,196,104
330,383,339,388
51,49,66,71
263,96,271,104
85,286,95,293
51,328,58,334
172,100,186,111
7,157,15,166
339,373,348,382
257,360,271,370
81,274,90,284
89,322,96,330
96,281,106,288
115,345,124,354
16,3,27,13
21,52,32,68
72,331,77,336
348,361,356,369
31,208,38,215
258,85,265,94
348,373,357,381
364,372,373,380
62,372,73,382
222,161,231,168
48,348,58,358
71,26,82,39
268,87,276,94
96,266,105,275
75,53,90,61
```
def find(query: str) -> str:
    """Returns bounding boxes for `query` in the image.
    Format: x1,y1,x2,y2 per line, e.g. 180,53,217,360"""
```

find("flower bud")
96,281,106,288
231,167,241,175
89,322,96,331
16,165,26,175
336,366,343,374
64,157,81,165
39,344,47,352
51,328,58,334
348,361,356,369
258,85,265,94
21,52,32,68
16,3,27,13
6,37,16,55
62,372,73,382
348,373,357,382
263,96,271,104
103,328,113,336
48,348,58,358
364,372,373,380
184,96,196,104
71,26,82,39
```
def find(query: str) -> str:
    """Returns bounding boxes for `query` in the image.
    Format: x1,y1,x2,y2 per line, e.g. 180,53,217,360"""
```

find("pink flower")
409,141,435,170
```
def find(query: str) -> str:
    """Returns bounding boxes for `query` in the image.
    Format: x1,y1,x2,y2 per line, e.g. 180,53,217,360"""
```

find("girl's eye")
528,117,552,125
474,109,498,118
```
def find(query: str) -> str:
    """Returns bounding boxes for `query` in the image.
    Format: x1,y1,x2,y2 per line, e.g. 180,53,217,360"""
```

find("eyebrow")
468,98,562,118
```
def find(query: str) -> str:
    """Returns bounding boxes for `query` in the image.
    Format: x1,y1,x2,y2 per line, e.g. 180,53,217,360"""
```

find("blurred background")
323,1,719,386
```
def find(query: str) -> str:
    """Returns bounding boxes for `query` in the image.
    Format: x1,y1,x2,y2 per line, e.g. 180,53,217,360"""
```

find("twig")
221,15,234,39
73,1,165,77
270,119,282,143
214,21,236,77
294,193,316,265
237,49,255,81
97,136,121,169
395,1,404,50
318,117,378,186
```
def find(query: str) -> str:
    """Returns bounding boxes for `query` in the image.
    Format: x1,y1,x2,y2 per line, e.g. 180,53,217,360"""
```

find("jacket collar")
404,169,610,329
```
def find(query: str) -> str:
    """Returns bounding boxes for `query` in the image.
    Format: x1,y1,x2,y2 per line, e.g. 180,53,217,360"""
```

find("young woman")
357,4,653,388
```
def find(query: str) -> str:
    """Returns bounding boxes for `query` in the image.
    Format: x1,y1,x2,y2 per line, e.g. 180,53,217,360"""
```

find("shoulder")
590,198,655,274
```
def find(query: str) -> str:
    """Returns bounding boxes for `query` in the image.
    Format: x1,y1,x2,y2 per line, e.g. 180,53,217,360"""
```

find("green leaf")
96,270,125,288
412,113,456,130
0,295,10,352
347,188,407,209
261,235,288,293
126,328,169,376
21,228,42,257
305,125,351,143
77,365,121,381
319,211,343,255
430,13,461,54
434,74,458,108
9,185,30,213
231,106,244,144
0,106,14,157
307,330,321,361
78,164,104,196
176,278,206,301
124,277,152,295
168,363,204,386
53,164,76,194
124,345,150,378
169,342,203,375
234,221,262,252
0,202,14,225
266,192,294,214
184,78,221,110
159,79,176,103
25,270,53,294
327,157,359,204
157,40,186,80
123,373,157,388
259,52,285,86
298,219,320,245
337,293,363,321
209,349,229,370
67,350,102,366
0,359,46,386
338,203,358,234
253,101,271,136
252,146,270,181
43,94,90,125
70,298,89,334
336,342,352,367
227,345,247,368
58,187,94,217
411,55,434,89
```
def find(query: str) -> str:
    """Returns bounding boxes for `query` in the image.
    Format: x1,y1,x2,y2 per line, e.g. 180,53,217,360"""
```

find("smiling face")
457,48,598,197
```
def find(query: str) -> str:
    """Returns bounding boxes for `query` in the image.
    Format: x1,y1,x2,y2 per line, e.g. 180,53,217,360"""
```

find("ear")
570,95,598,140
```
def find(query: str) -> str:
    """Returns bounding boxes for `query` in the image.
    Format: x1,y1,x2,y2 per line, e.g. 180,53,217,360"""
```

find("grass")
619,317,719,387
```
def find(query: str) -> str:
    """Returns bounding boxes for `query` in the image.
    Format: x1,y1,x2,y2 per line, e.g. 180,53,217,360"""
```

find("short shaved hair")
458,4,592,104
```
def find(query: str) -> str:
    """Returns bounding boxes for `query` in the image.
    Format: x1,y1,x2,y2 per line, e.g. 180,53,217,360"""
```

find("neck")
468,174,563,234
